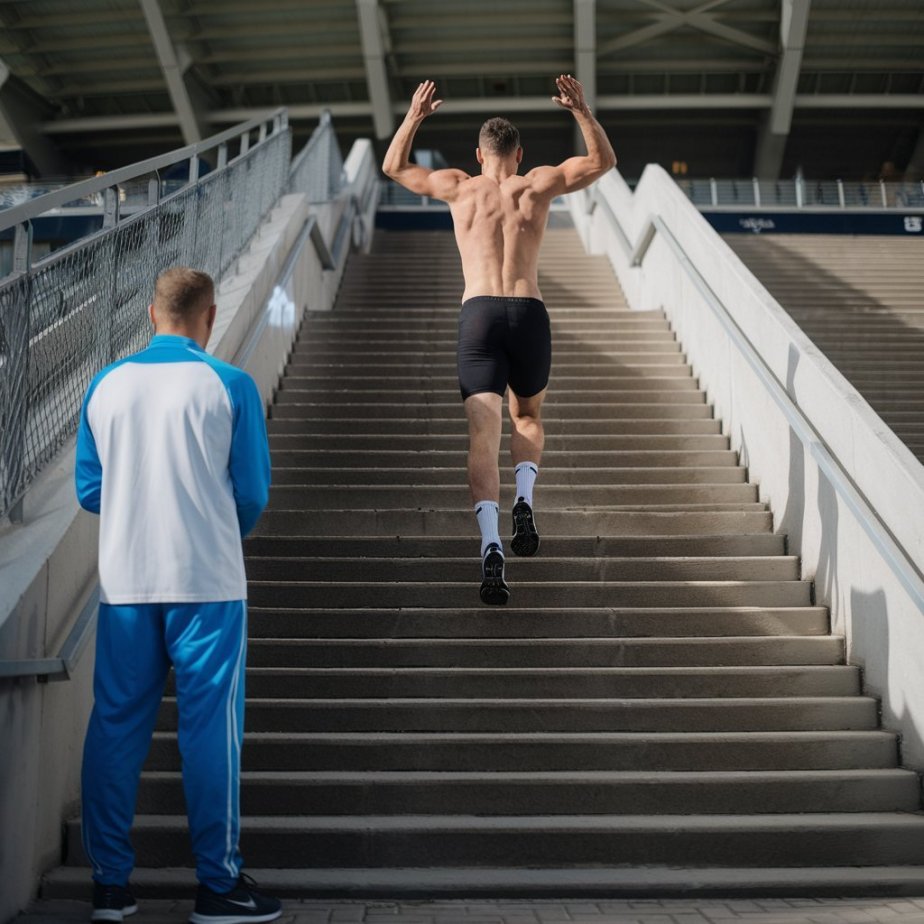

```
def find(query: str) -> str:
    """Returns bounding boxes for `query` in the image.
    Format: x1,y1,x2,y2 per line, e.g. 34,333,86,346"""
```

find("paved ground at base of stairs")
19,897,924,924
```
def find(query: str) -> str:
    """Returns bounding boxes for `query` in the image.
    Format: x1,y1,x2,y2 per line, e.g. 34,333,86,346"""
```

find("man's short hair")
479,117,520,158
154,267,215,321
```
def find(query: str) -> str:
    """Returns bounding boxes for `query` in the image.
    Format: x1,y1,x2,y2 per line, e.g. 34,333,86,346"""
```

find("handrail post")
837,178,846,208
5,220,33,523
752,177,761,207
880,179,888,208
709,177,718,206
795,175,804,208
102,186,120,229
216,141,228,170
147,174,161,207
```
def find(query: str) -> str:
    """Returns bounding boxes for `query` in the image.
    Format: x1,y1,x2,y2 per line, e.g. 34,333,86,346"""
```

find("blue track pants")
81,600,247,892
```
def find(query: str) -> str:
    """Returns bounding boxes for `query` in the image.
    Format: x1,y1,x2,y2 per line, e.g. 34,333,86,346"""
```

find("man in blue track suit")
75,267,280,924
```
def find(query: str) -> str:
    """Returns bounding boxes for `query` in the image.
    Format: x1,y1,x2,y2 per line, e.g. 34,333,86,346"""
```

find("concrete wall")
0,139,379,922
571,166,924,772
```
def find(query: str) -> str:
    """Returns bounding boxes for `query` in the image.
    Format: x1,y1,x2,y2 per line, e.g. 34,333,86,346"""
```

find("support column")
754,0,811,179
356,0,394,140
0,59,67,176
573,0,597,154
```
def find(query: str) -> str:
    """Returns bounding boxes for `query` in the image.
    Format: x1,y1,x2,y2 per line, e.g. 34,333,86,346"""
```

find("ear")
515,146,523,164
475,147,484,165
206,303,217,331
148,303,157,330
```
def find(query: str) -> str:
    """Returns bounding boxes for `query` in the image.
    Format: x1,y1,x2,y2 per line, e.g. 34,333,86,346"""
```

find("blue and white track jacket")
75,334,271,604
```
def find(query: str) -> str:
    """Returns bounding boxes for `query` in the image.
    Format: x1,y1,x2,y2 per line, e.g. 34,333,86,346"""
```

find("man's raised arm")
382,80,468,201
538,75,617,195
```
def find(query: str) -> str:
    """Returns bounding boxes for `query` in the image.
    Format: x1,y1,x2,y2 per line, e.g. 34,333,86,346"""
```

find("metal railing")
0,109,292,523
289,110,344,203
676,176,924,210
0,111,361,680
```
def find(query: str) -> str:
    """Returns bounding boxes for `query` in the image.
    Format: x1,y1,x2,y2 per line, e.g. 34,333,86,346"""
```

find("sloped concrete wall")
571,166,924,774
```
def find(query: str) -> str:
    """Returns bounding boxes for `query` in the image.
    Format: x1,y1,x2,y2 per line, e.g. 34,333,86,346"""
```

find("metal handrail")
0,585,99,681
0,108,288,235
590,185,924,614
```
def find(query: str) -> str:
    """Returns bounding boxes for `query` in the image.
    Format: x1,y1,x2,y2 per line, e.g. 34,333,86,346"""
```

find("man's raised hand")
407,80,443,121
552,74,591,116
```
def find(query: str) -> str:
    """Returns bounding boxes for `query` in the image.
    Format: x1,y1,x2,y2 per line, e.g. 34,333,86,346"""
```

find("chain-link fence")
289,111,344,202
0,111,292,521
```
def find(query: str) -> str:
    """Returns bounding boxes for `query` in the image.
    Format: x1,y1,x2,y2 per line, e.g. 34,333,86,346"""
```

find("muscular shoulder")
523,165,565,198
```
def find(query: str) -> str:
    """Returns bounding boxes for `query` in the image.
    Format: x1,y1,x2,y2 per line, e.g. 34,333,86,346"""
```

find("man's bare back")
448,171,556,301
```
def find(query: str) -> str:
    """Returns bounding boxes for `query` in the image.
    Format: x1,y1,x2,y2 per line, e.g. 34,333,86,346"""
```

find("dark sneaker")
511,498,540,557
480,542,509,605
190,873,282,924
91,883,138,922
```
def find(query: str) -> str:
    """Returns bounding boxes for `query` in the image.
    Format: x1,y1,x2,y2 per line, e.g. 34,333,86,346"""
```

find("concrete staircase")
48,227,924,898
726,234,924,462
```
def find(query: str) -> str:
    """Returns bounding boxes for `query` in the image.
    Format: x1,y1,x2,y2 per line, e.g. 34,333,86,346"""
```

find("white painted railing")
571,164,924,766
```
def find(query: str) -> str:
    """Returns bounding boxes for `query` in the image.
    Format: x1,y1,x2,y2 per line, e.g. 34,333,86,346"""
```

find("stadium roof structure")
0,0,921,179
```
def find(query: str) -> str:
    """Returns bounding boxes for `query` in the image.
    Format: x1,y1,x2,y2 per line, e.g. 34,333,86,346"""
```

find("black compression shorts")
456,296,552,401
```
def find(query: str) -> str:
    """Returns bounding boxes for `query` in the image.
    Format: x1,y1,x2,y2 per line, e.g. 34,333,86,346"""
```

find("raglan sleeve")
75,386,103,514
228,371,271,537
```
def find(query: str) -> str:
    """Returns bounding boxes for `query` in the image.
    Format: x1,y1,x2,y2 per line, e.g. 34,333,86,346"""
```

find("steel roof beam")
755,0,811,178
139,0,205,144
574,0,597,109
0,57,67,176
356,0,394,140
41,91,924,135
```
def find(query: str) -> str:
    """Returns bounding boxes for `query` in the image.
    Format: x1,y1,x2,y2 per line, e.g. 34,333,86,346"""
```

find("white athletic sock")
474,501,502,558
514,462,539,507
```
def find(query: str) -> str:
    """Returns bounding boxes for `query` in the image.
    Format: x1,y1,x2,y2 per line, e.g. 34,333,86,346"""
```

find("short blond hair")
153,267,214,322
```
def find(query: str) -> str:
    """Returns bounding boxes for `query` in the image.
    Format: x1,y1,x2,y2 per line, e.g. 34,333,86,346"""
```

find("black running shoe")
511,498,540,557
189,874,282,924
91,883,137,922
480,542,509,605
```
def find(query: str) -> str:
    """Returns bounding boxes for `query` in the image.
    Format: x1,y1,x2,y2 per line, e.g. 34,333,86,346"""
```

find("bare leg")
508,388,546,557
464,392,503,504
509,387,546,468
464,392,509,604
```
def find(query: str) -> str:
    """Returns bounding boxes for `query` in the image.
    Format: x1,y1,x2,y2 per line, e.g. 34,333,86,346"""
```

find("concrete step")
264,450,740,469
300,318,670,331
272,399,708,417
279,369,700,385
40,862,924,900
268,417,722,437
63,811,924,868
267,466,747,486
246,580,809,609
140,730,897,773
246,554,797,583
222,665,859,699
157,696,872,736
133,768,917,816
265,484,755,508
244,534,783,558
254,508,771,537
297,330,678,344
267,433,730,451
287,349,689,365
244,606,829,638
156,696,871,733
276,389,706,405
240,635,838,668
